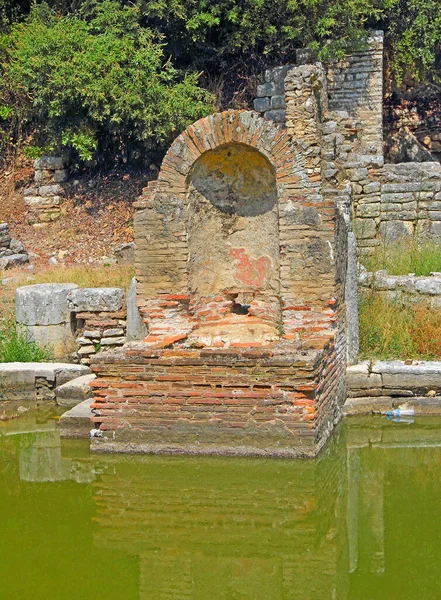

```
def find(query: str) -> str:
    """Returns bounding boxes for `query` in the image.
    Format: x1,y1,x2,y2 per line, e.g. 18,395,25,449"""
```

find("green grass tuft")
0,321,53,363
363,239,441,276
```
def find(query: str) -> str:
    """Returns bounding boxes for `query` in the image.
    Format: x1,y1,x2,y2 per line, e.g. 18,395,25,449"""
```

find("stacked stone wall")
0,223,29,270
253,65,292,124
346,360,441,414
24,157,67,226
67,288,127,365
353,162,441,250
359,269,441,306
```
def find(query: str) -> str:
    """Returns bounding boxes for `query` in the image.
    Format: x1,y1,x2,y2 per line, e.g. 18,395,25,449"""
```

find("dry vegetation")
359,292,441,360
1,154,149,265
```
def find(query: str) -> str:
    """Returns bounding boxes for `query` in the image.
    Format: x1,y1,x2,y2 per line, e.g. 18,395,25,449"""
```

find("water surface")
1,413,441,599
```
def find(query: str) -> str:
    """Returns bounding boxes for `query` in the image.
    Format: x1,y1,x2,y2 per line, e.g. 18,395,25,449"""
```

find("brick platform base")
89,338,345,457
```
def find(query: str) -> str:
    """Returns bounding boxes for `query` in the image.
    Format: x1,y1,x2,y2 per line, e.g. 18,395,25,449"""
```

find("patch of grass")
30,265,135,291
363,239,441,276
359,292,441,360
0,320,53,363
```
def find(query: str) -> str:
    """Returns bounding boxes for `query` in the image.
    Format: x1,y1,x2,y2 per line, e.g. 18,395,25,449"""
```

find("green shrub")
0,321,53,363
0,1,214,165
363,239,441,276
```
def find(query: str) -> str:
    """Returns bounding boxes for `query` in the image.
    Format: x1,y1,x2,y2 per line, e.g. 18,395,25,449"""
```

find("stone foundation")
359,269,441,306
345,360,441,415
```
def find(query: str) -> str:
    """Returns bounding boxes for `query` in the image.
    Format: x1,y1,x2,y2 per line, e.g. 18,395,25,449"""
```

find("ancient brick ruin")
90,30,429,456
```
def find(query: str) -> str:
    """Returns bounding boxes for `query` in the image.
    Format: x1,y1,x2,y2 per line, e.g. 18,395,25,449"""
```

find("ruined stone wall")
254,32,441,254
324,31,384,156
67,287,127,365
134,109,344,345
24,157,67,226
92,56,351,456
353,162,441,251
346,360,441,412
359,269,441,306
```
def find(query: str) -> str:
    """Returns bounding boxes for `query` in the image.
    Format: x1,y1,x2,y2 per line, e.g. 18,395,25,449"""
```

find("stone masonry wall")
24,157,67,226
346,360,441,415
92,68,348,455
324,31,384,156
256,32,441,253
359,269,441,306
67,288,127,365
353,162,441,249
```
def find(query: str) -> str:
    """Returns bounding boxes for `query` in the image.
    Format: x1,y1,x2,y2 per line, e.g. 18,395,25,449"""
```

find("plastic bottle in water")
386,407,415,418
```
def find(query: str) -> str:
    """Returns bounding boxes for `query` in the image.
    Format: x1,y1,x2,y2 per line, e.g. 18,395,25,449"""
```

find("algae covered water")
1,414,441,599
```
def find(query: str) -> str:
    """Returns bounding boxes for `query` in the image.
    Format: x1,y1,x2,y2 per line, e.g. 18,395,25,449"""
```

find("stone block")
38,184,63,196
9,239,25,254
100,337,125,345
353,218,377,239
256,82,283,97
54,169,68,183
372,361,441,391
103,328,124,337
379,220,413,242
347,361,382,389
347,168,369,181
264,109,285,123
114,242,134,265
67,287,125,312
0,253,29,270
25,322,77,359
127,278,148,342
24,187,39,196
253,97,270,112
357,203,380,217
0,224,11,247
34,156,65,170
364,182,381,194
78,345,96,355
56,373,96,408
270,95,285,110
0,362,89,398
322,121,337,135
345,232,359,365
16,283,78,326
25,196,61,207
415,278,441,295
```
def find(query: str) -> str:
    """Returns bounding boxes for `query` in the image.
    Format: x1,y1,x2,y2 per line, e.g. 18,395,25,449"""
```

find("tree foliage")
0,1,214,165
1,0,441,166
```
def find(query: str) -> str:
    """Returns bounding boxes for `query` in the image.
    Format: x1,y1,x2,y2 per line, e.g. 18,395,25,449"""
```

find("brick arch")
156,110,307,199
135,107,336,343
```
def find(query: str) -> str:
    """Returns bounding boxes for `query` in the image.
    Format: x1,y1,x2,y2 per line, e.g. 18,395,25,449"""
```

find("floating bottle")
387,407,415,418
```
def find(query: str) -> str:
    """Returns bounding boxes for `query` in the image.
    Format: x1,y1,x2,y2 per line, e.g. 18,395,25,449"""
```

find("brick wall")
91,344,343,457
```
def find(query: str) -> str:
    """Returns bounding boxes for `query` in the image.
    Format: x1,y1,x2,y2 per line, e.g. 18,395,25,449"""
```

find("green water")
1,414,441,599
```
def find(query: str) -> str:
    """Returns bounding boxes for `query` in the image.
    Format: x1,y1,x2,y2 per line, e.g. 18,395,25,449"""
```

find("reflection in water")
1,416,441,599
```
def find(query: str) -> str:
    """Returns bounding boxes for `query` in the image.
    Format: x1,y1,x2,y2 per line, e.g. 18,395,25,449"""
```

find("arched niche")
186,143,281,345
